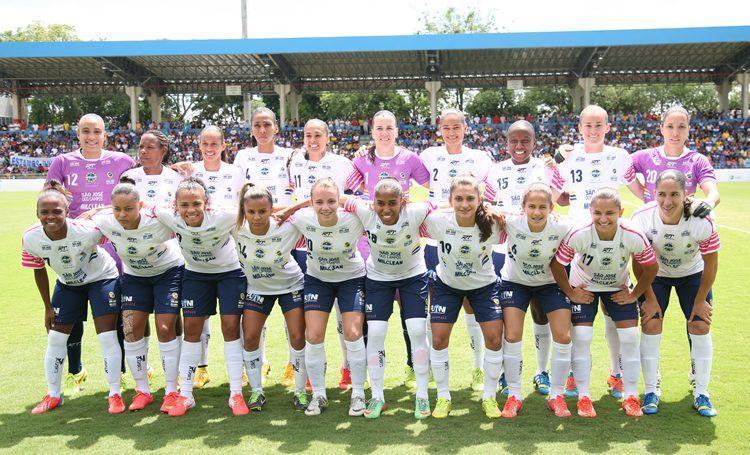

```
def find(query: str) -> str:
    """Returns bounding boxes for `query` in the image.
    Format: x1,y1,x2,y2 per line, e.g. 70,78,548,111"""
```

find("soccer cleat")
128,390,154,411
642,392,660,415
564,372,578,398
193,367,210,389
622,395,643,417
108,394,126,414
160,391,180,413
576,396,597,418
339,367,352,391
548,395,572,417
364,398,385,419
31,394,63,414
414,398,431,419
349,394,366,416
63,367,88,397
261,362,271,379
281,363,294,388
248,391,266,411
168,395,196,416
607,374,624,400
432,398,452,419
482,397,502,419
293,392,310,411
502,396,523,418
404,365,416,389
242,370,249,388
499,372,509,397
305,395,328,416
533,371,551,396
694,394,717,417
228,393,250,416
471,368,485,392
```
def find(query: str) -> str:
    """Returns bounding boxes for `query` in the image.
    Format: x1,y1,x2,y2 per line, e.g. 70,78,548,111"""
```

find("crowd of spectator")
2,111,748,176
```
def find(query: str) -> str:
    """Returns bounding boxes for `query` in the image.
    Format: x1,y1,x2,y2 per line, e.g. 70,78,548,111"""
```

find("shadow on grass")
1,383,716,453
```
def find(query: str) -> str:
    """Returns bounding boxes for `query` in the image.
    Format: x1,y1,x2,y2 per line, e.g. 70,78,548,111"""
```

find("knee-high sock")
430,347,451,400
366,321,388,401
640,333,661,395
603,314,621,376
66,322,83,375
484,347,504,400
345,337,367,397
406,318,429,400
243,347,263,393
550,341,572,399
178,340,202,398
502,340,522,399
290,346,307,394
334,302,349,369
690,333,713,398
305,342,327,399
159,338,180,394
571,326,593,399
45,331,69,398
98,330,123,396
465,313,484,369
399,304,413,368
224,339,244,395
199,318,211,367
617,327,640,397
124,338,149,393
532,322,551,374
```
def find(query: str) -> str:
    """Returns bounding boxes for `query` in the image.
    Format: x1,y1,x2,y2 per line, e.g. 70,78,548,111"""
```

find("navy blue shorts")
292,249,307,274
430,277,502,324
245,289,304,315
650,272,713,322
181,268,246,317
571,291,637,325
121,266,183,314
304,274,365,314
492,252,506,277
365,273,428,321
424,244,439,283
51,278,121,325
498,281,571,314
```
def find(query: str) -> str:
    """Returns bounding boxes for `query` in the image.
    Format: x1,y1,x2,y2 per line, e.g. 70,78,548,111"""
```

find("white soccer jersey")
122,166,182,205
630,202,720,278
420,146,493,204
22,220,119,285
344,199,433,281
555,219,656,292
233,221,304,295
500,214,572,286
422,209,501,290
92,208,184,277
234,146,293,206
154,207,239,274
555,145,637,221
289,208,365,282
288,151,356,203
193,161,245,211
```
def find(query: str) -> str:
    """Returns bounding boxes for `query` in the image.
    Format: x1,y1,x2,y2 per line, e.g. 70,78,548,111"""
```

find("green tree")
0,21,78,42
465,89,516,116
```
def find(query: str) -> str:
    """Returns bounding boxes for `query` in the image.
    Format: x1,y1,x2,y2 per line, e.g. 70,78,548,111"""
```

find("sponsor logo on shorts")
430,304,446,314
108,291,117,307
304,293,319,303
182,299,194,308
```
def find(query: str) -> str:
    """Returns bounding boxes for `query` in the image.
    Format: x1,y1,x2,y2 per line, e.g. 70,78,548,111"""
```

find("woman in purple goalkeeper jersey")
45,113,135,395
631,106,720,217
345,110,430,387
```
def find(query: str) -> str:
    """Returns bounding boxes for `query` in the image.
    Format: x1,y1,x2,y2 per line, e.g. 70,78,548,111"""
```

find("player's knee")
504,330,522,344
552,331,571,345
431,334,449,350
641,319,663,335
688,320,710,336
484,333,503,350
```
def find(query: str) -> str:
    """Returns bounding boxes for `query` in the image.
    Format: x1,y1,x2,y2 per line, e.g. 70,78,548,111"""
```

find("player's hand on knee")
689,300,712,325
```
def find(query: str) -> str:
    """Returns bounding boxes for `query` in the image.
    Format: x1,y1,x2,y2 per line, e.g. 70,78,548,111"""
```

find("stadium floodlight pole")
241,0,252,122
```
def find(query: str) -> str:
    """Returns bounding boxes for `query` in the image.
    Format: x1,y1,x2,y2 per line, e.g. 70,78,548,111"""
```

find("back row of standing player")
25,104,721,418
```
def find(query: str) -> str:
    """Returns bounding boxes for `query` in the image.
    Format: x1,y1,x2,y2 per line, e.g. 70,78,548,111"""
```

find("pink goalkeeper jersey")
46,149,135,217
347,147,430,199
630,146,716,203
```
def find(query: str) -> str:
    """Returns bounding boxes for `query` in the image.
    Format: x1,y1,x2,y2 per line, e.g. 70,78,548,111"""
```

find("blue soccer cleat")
499,372,509,397
533,371,551,396
642,392,660,415
693,394,717,417
564,372,578,398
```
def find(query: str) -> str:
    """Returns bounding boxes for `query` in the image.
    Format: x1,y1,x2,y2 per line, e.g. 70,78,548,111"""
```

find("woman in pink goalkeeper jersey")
346,110,430,388
551,188,658,419
23,181,123,415
630,106,720,217
630,170,720,417
46,113,134,397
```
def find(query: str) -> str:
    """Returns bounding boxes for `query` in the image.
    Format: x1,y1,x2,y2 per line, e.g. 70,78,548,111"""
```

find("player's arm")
613,255,658,304
691,181,721,218
626,179,645,201
273,199,310,223
33,268,55,332
550,258,593,304
691,251,718,324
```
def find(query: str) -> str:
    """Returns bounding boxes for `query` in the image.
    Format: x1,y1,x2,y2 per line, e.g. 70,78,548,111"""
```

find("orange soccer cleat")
576,396,597,418
160,391,180,413
622,395,643,417
548,395,572,417
31,394,63,415
502,396,523,418
108,394,126,414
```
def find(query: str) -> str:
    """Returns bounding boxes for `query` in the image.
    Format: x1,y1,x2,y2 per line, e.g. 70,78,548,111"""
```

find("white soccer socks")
690,332,713,397
98,330,123,396
532,321,552,375
465,313,484,369
45,330,69,398
484,347,504,400
224,339,244,396
305,341,327,399
640,333,661,395
178,340,202,398
243,347,263,393
366,321,388,401
550,341,572,399
430,347,451,400
124,338,150,394
616,326,640,397
158,338,181,394
345,337,367,398
571,326,594,398
290,346,307,393
406,318,430,400
502,340,522,399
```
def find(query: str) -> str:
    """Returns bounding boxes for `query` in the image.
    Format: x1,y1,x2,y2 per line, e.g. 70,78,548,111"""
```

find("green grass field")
1,184,749,454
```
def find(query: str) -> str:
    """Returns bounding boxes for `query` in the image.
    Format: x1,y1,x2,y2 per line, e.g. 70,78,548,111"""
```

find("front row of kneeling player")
24,169,718,418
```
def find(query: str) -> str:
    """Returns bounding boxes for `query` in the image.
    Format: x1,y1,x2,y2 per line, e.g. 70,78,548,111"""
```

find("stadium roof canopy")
0,26,749,96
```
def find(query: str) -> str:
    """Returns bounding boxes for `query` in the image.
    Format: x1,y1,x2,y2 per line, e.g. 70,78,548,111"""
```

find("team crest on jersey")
449,169,458,177
307,175,316,184
322,241,333,251
106,171,113,179
664,243,674,252
86,172,97,183
127,246,137,255
255,249,265,258
459,245,470,254
385,238,396,244
60,255,72,264
147,189,157,198
517,176,526,185
591,169,601,178
529,249,540,258
261,167,270,175
601,257,612,266
191,237,202,245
